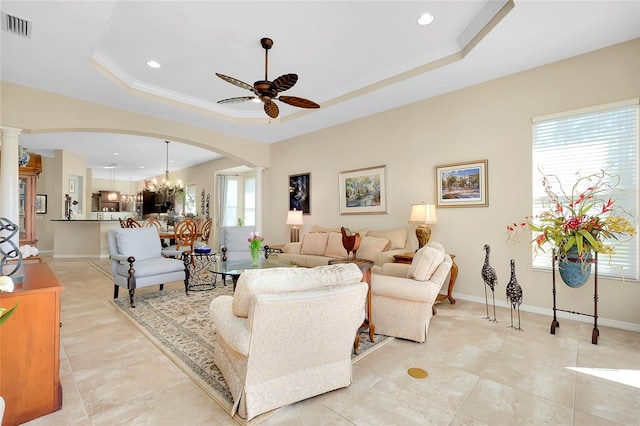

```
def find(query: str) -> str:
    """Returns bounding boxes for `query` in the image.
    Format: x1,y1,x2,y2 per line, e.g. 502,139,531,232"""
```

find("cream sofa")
209,263,367,420
371,241,453,343
278,225,411,267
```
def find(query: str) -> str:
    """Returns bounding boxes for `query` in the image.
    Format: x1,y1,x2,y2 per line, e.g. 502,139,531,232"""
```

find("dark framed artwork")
289,173,310,214
339,165,388,214
36,194,47,214
435,159,488,207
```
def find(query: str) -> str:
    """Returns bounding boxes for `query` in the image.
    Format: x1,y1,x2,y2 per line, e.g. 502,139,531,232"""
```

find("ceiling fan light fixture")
146,60,161,68
251,97,261,103
417,12,434,26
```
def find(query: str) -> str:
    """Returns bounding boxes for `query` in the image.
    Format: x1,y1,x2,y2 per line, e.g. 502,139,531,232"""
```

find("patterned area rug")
94,261,394,423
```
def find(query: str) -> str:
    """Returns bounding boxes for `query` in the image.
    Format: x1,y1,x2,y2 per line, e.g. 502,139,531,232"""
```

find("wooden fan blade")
215,73,254,91
217,96,255,104
264,101,279,118
278,96,320,109
271,74,298,92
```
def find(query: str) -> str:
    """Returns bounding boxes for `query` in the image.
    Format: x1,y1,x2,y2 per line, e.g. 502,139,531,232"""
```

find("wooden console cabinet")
0,263,64,425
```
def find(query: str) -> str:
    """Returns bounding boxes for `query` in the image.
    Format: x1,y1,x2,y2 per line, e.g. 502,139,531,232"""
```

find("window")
532,100,639,280
185,184,196,216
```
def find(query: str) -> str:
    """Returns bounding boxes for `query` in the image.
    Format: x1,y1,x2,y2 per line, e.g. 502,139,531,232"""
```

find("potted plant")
508,170,636,287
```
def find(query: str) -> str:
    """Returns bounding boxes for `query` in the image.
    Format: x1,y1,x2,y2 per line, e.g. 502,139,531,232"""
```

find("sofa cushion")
367,228,407,250
407,246,445,281
232,264,363,317
115,257,184,278
324,232,348,258
310,225,341,233
300,232,329,256
357,236,390,262
115,227,161,262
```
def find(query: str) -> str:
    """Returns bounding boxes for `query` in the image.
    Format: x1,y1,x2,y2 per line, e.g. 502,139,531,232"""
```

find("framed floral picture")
435,160,488,207
339,165,388,214
289,173,310,214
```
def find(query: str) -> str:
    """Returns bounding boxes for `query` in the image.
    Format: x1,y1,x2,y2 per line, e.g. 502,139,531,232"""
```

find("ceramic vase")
558,246,592,288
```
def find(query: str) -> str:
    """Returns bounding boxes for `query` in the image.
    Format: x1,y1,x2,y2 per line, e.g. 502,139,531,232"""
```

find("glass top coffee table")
210,258,297,290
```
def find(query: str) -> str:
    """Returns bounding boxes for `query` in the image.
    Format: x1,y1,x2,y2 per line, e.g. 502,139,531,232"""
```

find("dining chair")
119,218,127,228
126,218,142,228
194,218,212,248
143,217,161,231
162,218,198,258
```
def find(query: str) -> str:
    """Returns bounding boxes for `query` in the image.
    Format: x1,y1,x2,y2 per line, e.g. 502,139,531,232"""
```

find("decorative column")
0,126,22,249
254,167,264,233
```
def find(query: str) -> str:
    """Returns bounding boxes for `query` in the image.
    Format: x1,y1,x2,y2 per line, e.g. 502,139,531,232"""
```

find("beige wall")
265,39,640,327
2,39,638,328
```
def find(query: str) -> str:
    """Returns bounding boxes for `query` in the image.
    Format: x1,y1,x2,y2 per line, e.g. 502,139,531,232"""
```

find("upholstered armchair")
218,225,255,261
107,227,188,307
209,263,368,420
371,241,452,343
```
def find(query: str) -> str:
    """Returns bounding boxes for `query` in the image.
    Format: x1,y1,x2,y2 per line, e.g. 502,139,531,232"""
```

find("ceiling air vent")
1,11,31,39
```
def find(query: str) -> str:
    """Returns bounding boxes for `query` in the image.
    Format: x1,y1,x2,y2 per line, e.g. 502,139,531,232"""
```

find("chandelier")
155,141,183,199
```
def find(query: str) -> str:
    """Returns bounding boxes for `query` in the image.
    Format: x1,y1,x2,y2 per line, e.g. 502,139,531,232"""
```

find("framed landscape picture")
339,165,387,214
435,160,488,207
289,173,310,214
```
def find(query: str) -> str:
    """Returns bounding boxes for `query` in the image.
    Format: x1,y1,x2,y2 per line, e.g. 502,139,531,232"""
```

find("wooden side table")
328,257,374,354
393,252,458,305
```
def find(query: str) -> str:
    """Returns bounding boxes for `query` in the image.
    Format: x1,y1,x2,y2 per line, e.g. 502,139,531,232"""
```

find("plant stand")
550,251,599,344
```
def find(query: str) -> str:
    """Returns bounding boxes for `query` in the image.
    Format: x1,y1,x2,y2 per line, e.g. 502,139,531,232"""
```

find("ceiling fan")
216,37,320,119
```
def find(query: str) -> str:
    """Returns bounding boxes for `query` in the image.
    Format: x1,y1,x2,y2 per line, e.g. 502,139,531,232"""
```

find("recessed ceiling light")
113,152,120,156
146,60,161,69
417,12,434,26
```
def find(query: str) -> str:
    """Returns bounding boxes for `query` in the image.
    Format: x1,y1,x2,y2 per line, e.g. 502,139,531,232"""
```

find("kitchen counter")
52,219,120,258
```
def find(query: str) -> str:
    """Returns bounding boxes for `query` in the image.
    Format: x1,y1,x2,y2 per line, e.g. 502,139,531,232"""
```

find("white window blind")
532,101,639,280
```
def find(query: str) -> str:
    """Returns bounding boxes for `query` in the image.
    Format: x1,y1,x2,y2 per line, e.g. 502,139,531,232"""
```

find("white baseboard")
451,292,640,333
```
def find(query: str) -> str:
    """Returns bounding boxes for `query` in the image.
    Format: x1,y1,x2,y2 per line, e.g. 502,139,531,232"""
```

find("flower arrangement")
507,170,636,263
248,231,264,265
248,231,264,252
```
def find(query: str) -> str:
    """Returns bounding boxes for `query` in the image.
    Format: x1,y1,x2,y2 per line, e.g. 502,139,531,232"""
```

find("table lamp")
286,209,304,242
408,202,438,249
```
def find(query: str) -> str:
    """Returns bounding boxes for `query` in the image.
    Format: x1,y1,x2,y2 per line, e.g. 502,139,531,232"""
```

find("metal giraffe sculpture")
481,244,498,322
506,259,524,331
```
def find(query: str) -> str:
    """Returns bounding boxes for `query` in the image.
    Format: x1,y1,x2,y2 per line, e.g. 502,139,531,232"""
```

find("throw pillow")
300,232,329,255
367,228,407,249
407,246,445,281
232,263,364,318
324,232,348,258
357,236,390,262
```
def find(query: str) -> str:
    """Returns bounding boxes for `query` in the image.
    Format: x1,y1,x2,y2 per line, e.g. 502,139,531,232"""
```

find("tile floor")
22,259,640,426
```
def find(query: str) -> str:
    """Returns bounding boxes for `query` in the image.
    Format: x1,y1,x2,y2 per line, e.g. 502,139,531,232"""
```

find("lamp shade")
408,203,438,224
286,210,304,225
